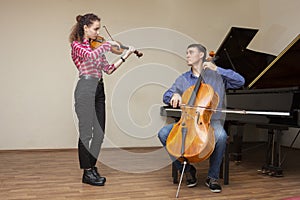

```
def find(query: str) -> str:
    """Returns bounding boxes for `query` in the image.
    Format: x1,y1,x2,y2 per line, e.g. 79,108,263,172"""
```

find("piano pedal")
257,168,269,175
234,160,241,165
259,166,283,177
269,171,283,177
270,168,283,177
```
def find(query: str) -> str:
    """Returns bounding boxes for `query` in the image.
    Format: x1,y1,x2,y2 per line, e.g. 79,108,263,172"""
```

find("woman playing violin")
158,44,245,193
69,13,135,186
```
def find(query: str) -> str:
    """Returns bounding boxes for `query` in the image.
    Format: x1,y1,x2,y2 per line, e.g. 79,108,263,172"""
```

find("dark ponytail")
69,13,100,43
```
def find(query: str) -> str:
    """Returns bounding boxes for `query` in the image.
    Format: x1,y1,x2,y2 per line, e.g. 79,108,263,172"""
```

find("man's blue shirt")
163,67,245,120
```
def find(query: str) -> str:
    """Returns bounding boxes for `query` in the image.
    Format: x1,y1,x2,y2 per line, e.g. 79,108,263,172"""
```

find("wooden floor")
1,144,300,200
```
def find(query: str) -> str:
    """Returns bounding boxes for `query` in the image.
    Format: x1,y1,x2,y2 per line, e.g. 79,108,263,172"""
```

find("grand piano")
160,27,300,182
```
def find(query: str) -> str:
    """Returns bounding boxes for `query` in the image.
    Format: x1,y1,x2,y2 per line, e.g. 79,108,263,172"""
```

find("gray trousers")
74,77,105,169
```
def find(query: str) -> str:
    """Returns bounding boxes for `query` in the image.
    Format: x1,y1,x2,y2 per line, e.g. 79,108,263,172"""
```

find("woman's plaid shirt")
71,39,115,78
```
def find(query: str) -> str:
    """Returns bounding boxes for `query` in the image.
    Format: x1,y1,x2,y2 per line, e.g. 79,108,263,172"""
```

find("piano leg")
257,124,288,177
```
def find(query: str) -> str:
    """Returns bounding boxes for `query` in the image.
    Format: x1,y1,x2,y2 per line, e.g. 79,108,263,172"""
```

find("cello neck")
187,70,205,105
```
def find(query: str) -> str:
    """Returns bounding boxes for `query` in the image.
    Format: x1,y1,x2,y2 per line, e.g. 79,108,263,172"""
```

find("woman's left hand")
123,46,135,59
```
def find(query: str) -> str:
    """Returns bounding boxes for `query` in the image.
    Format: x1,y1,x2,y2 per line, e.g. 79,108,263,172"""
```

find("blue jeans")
158,121,227,180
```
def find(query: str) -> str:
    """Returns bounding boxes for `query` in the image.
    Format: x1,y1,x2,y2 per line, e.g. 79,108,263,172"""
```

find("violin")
166,63,219,163
90,26,143,58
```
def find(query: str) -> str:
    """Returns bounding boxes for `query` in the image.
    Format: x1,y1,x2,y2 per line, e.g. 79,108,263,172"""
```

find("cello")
166,53,219,197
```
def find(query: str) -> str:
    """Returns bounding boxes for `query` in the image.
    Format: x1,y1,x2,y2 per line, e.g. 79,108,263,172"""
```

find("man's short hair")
187,44,207,61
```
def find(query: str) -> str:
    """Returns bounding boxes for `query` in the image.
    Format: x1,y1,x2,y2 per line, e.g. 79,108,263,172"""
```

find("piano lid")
215,27,300,90
248,34,300,89
214,27,276,88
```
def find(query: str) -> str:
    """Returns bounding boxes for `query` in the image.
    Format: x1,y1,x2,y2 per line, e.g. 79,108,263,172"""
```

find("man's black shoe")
205,178,222,193
82,169,105,186
185,165,197,188
92,167,106,183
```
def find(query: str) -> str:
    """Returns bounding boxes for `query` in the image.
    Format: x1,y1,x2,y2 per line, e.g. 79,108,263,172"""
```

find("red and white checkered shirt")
71,38,115,79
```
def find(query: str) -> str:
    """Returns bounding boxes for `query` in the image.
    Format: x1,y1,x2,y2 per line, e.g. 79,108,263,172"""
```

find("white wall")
0,0,299,150
250,0,300,55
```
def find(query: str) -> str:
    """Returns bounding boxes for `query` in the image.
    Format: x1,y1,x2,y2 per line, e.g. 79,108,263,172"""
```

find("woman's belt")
80,75,103,82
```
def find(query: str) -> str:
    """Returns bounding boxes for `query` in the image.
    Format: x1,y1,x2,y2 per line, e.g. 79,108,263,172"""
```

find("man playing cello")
158,44,245,193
